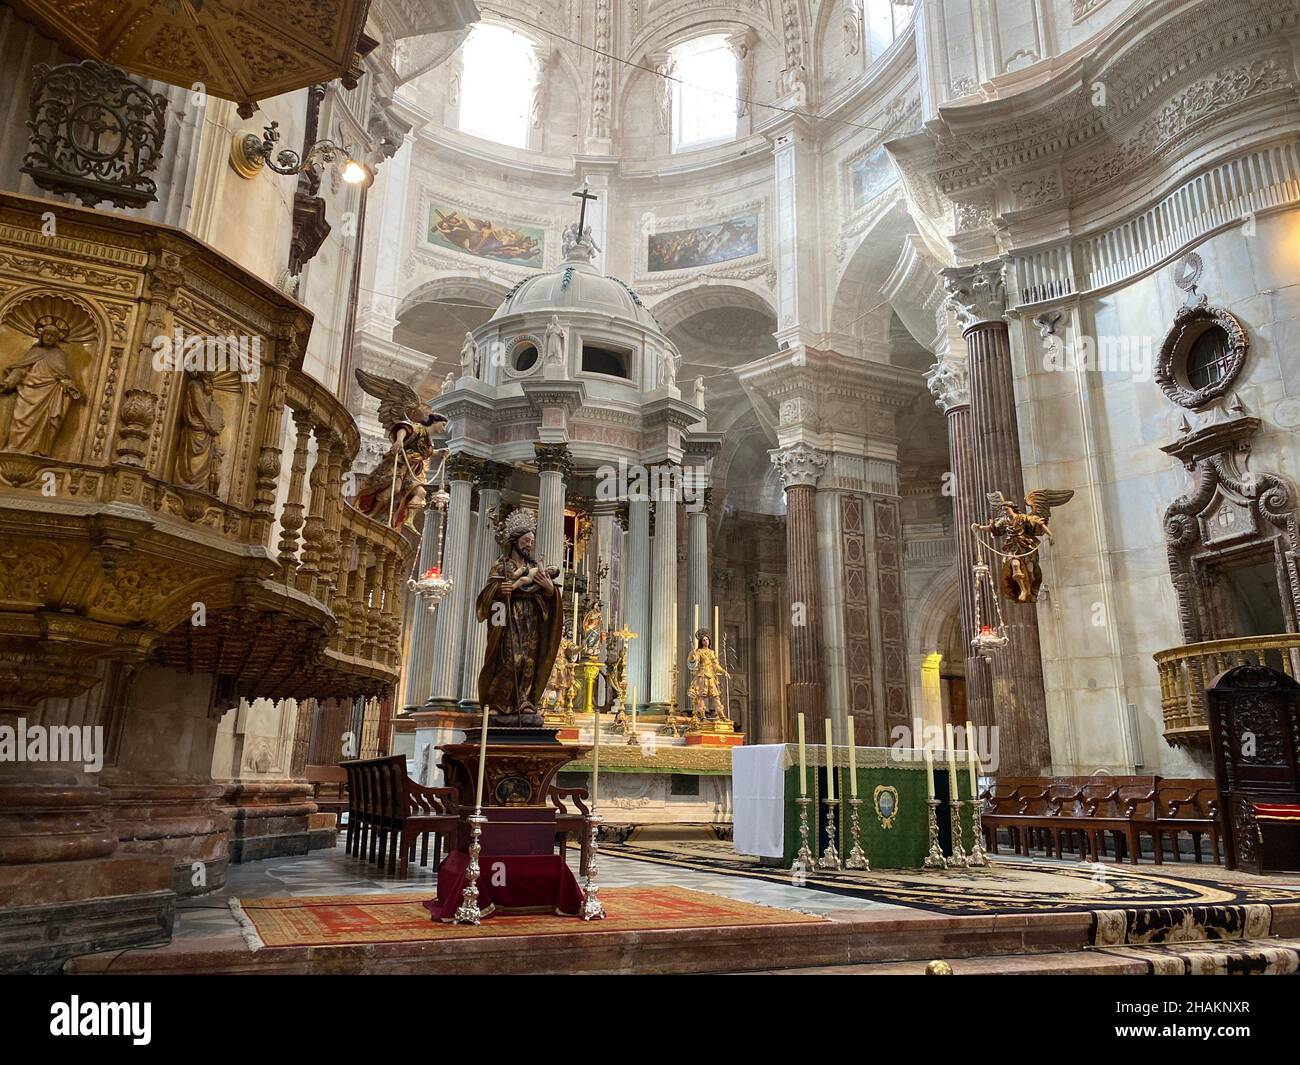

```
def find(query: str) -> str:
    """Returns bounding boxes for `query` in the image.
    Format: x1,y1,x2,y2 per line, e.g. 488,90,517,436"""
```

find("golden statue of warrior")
972,489,1074,604
687,629,729,722
543,625,579,718
352,368,448,529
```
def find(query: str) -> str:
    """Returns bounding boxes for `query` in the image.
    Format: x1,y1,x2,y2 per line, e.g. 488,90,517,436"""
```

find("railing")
1154,633,1300,745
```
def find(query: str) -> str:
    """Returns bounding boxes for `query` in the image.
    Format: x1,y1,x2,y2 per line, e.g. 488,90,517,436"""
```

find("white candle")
592,701,601,808
945,723,959,798
631,686,637,732
924,747,935,799
967,741,980,799
797,713,807,797
693,603,699,635
474,704,489,810
824,717,835,802
714,605,720,650
848,728,858,798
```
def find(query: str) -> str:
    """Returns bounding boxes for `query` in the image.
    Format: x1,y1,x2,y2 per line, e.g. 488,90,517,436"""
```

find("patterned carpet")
233,885,824,948
601,838,1300,916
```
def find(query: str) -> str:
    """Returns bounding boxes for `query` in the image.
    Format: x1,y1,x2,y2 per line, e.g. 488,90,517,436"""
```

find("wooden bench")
341,755,461,879
305,764,347,823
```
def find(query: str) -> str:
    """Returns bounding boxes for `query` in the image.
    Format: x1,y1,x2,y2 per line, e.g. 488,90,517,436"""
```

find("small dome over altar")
491,259,659,330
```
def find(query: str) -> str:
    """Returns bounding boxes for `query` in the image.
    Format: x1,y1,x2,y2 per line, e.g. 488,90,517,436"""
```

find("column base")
108,783,232,897
0,885,173,975
219,781,318,864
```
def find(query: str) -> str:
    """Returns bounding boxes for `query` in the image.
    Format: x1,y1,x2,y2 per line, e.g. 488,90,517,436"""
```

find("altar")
732,745,976,869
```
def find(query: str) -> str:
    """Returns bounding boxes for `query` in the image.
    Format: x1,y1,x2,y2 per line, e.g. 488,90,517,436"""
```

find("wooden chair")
399,781,459,880
548,785,593,876
1154,782,1220,864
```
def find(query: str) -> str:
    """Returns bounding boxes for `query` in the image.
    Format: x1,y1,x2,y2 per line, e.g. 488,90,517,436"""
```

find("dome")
490,257,660,330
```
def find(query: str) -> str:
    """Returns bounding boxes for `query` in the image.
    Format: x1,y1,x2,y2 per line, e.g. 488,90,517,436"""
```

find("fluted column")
626,496,651,701
426,454,477,708
750,574,785,744
402,496,443,709
944,261,1050,772
649,467,679,708
926,350,993,733
771,443,828,741
534,443,571,574
460,462,511,707
686,489,711,637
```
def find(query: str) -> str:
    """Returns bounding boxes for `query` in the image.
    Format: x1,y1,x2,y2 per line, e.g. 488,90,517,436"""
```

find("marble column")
401,495,445,710
926,350,994,733
686,490,711,638
459,462,511,708
649,467,679,708
749,574,785,744
534,443,570,575
625,497,651,702
944,261,1050,772
426,454,477,708
771,443,828,741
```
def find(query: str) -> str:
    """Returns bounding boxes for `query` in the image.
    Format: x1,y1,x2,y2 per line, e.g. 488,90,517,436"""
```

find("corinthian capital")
769,443,828,489
925,355,969,413
942,261,1007,329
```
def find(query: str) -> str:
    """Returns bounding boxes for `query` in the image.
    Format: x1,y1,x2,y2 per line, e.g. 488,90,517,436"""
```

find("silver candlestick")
795,796,816,871
818,798,842,870
966,798,990,867
453,811,487,924
948,796,969,869
923,798,948,870
844,796,870,870
579,813,606,920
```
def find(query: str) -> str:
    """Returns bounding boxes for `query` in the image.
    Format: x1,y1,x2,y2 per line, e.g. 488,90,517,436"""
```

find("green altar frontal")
781,749,974,870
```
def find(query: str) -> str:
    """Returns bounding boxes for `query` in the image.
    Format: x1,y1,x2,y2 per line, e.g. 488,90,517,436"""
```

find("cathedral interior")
2,0,1300,996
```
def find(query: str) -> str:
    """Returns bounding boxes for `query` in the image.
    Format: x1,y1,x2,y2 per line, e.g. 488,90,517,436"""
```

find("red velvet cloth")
425,851,584,921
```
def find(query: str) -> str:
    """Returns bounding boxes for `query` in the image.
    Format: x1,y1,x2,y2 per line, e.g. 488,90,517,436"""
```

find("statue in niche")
0,314,85,455
544,315,567,366
174,371,226,492
460,332,480,379
352,368,449,529
972,489,1075,604
687,629,730,722
693,375,706,412
476,508,564,727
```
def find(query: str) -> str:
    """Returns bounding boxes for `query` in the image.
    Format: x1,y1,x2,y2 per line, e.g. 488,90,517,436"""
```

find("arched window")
458,23,538,148
670,35,738,152
865,1,915,55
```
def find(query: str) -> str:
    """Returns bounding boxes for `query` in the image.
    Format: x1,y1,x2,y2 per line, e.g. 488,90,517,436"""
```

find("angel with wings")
972,488,1074,604
352,368,449,529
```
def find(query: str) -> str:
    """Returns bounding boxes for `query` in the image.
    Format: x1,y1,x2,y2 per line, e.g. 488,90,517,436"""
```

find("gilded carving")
0,294,96,456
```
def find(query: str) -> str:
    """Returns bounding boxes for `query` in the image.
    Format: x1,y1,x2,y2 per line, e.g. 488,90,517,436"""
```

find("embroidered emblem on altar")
873,785,899,829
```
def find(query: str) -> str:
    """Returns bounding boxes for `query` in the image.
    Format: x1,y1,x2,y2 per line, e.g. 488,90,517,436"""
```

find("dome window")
513,343,539,373
581,343,629,379
457,24,538,149
670,35,738,152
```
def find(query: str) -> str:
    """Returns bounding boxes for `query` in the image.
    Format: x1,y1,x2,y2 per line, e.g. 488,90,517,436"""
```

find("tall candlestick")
824,717,835,802
631,686,637,731
924,746,935,799
798,713,807,797
945,723,959,798
474,704,489,809
848,728,858,798
592,700,601,808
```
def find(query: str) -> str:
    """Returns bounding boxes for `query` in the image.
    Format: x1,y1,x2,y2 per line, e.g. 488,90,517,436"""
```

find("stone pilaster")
534,442,571,574
649,466,679,708
770,443,828,741
926,347,994,734
944,261,1050,772
459,461,512,708
625,497,651,703
426,453,478,708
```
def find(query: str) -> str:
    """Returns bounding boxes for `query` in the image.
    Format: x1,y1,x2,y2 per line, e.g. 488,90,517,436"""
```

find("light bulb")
340,158,372,186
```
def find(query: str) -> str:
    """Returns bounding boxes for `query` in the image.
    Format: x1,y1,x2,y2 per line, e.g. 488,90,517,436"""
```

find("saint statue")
543,623,579,720
0,319,82,455
578,600,606,662
544,315,567,366
460,332,479,379
693,375,706,413
687,629,729,722
657,345,680,389
476,508,564,727
353,368,449,529
174,371,225,493
439,371,455,395
972,489,1074,604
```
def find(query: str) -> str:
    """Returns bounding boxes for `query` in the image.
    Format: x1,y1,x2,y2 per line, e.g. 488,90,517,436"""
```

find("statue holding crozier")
476,508,564,727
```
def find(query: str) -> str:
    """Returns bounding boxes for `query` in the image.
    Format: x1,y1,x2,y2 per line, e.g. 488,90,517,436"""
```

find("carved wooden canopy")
7,0,374,116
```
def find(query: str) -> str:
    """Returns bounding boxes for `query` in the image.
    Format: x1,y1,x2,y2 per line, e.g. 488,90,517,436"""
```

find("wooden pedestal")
439,730,587,810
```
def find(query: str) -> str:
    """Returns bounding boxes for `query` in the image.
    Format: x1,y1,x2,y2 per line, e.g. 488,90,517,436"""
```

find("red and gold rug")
233,886,824,949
